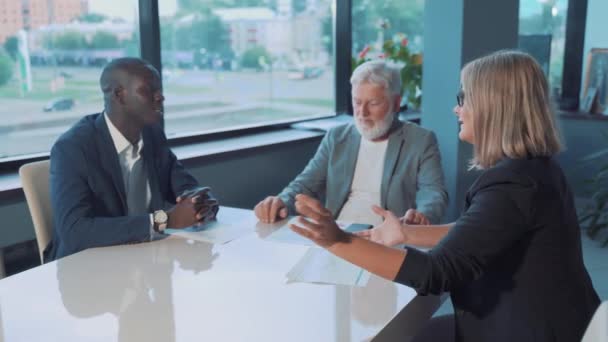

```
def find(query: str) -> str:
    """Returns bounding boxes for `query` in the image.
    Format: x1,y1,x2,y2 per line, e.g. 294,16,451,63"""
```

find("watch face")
155,211,168,223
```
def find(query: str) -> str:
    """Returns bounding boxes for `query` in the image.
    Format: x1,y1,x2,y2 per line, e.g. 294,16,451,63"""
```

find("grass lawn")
274,98,334,108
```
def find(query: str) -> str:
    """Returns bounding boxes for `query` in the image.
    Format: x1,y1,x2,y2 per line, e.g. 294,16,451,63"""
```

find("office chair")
19,160,52,264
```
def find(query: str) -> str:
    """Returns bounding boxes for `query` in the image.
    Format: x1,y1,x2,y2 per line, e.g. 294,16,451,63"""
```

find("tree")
321,14,332,55
123,31,140,56
0,53,14,87
3,36,18,61
177,0,277,12
292,0,306,15
51,31,87,50
89,31,120,49
77,13,108,23
240,46,271,70
174,11,230,55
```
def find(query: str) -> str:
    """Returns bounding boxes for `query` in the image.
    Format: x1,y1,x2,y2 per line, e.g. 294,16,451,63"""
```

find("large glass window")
351,0,424,111
0,0,140,161
518,0,569,97
158,0,335,139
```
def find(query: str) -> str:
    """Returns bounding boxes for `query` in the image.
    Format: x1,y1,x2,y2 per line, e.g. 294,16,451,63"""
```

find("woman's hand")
289,194,351,248
355,206,408,247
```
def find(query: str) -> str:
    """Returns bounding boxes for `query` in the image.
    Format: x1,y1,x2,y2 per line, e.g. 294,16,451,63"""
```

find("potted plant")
579,142,608,247
352,29,423,111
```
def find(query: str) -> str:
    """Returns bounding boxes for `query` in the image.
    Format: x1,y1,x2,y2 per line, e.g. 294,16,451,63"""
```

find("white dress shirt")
337,138,388,226
104,113,154,237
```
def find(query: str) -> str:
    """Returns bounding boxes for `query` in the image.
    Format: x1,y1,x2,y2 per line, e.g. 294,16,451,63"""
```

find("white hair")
350,60,402,97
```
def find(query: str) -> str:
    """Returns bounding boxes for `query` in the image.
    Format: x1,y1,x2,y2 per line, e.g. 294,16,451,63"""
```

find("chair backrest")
19,160,52,264
583,301,608,342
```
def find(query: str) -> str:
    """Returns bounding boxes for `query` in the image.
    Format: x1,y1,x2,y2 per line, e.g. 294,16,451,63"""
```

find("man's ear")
394,95,402,111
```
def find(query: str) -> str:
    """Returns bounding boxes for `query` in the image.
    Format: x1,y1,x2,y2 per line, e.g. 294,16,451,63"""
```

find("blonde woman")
290,50,600,341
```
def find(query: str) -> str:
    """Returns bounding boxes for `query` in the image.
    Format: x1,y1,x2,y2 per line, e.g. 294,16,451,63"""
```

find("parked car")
43,98,75,112
287,67,324,80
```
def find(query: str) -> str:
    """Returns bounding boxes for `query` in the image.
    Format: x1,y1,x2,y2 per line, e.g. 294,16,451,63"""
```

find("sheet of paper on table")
165,221,247,244
286,247,371,287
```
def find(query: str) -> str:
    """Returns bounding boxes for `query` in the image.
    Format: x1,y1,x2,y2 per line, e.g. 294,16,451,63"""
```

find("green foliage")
45,31,87,50
177,0,277,13
352,0,424,53
579,134,608,247
350,0,424,110
3,36,18,61
0,53,14,87
292,0,307,14
90,31,120,49
240,46,271,70
352,32,423,109
77,13,108,23
321,15,332,55
174,12,229,55
122,31,140,56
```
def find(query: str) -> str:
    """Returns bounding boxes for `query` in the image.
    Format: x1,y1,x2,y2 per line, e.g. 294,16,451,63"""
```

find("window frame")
0,0,588,169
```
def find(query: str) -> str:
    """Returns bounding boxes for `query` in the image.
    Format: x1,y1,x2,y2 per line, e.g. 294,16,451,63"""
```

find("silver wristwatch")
153,210,168,232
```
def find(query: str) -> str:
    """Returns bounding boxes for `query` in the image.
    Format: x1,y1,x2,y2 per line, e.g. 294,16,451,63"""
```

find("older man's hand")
254,196,288,223
400,209,430,225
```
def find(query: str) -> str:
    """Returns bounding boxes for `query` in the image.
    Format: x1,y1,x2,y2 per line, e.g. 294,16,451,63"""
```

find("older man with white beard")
254,60,447,226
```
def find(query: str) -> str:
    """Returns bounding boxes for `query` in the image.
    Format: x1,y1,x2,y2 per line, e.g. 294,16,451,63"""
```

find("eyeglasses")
456,90,465,107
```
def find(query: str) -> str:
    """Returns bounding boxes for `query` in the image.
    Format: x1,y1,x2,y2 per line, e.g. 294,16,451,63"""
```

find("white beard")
355,110,395,141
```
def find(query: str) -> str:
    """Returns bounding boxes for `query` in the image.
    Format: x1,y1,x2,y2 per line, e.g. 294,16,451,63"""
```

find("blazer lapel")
94,114,127,214
380,120,405,208
330,128,360,217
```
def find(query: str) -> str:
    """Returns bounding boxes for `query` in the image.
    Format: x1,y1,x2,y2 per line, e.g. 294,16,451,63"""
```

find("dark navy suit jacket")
45,113,199,261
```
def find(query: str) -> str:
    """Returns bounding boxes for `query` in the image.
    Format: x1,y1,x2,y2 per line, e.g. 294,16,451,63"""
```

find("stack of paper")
286,247,370,287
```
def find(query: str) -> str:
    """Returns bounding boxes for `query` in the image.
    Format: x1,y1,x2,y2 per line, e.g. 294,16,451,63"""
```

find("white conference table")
0,207,443,342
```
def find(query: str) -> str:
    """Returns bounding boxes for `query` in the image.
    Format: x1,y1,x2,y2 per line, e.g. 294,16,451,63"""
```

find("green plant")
352,30,423,110
240,46,271,70
0,53,14,87
579,138,608,247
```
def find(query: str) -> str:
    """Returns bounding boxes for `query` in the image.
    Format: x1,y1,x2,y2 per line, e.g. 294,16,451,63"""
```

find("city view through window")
0,0,334,160
519,0,569,96
0,0,570,161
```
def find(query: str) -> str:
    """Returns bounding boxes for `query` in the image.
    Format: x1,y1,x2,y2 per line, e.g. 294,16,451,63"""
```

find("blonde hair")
461,50,563,169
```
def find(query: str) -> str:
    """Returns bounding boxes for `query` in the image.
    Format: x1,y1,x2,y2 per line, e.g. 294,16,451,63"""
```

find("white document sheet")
165,221,246,244
266,218,368,246
286,247,371,287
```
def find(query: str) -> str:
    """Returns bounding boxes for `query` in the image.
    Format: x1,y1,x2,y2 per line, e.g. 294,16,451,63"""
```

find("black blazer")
397,157,599,341
45,113,199,261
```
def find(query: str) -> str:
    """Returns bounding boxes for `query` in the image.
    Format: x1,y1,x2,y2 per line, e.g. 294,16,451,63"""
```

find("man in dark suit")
45,57,218,261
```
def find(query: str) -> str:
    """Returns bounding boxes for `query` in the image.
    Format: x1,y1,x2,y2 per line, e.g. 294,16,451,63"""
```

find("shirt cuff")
149,214,154,240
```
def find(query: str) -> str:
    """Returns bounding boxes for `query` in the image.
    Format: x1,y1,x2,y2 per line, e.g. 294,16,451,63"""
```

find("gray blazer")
278,119,448,223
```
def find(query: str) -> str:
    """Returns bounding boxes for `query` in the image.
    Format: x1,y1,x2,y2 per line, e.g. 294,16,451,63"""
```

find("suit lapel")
381,120,405,208
330,127,360,217
94,114,127,214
